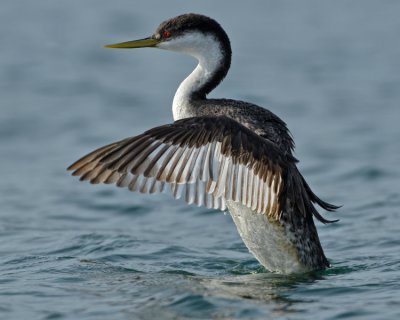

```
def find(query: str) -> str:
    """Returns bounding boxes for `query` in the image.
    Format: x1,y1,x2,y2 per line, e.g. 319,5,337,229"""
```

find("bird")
68,13,339,274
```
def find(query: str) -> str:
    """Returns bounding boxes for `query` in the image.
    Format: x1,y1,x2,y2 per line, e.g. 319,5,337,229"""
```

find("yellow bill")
104,37,159,49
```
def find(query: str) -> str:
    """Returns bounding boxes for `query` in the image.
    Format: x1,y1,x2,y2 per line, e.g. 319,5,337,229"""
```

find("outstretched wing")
68,116,337,222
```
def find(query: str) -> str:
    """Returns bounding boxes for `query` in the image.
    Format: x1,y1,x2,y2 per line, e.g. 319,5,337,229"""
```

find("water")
1,0,400,319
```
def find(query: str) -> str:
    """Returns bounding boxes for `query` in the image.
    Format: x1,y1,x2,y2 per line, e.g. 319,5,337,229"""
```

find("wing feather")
68,116,336,222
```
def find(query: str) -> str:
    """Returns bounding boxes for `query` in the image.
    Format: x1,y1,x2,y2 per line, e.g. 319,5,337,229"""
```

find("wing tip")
311,205,340,224
67,161,80,171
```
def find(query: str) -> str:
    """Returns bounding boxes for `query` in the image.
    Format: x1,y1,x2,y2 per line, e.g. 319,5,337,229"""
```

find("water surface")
1,1,400,319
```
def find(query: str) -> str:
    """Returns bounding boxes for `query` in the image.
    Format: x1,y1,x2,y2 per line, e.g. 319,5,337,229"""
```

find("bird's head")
105,13,231,60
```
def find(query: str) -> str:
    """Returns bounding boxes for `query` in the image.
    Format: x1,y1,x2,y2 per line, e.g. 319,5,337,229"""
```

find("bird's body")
68,13,338,274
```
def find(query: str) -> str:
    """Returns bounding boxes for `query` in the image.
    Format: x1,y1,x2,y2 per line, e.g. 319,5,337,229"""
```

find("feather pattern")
68,116,337,223
68,117,294,217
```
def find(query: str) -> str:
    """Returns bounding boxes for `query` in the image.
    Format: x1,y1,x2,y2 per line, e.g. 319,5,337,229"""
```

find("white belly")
226,201,309,274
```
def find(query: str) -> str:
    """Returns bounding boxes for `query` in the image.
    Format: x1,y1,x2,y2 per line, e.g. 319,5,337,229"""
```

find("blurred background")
1,1,400,319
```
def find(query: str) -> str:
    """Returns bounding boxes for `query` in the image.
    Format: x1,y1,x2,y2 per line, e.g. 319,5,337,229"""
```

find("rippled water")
1,1,400,319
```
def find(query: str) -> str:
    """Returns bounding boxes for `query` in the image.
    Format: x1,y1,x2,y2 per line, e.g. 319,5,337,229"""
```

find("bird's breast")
226,201,310,273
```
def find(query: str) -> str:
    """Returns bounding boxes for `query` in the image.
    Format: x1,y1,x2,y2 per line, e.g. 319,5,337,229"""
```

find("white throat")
157,32,224,120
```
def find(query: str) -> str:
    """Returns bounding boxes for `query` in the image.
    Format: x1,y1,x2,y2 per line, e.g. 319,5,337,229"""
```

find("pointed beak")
104,37,160,49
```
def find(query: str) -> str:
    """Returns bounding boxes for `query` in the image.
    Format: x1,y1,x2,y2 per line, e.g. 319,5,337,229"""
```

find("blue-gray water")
1,1,400,319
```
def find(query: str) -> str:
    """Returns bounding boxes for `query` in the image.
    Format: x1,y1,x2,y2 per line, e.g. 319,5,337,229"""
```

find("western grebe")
68,13,339,274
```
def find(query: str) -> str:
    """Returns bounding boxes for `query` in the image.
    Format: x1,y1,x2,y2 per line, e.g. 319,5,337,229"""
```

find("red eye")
163,31,172,38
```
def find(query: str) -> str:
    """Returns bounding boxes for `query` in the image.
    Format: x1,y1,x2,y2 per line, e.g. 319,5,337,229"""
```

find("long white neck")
172,60,218,120
157,32,226,120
